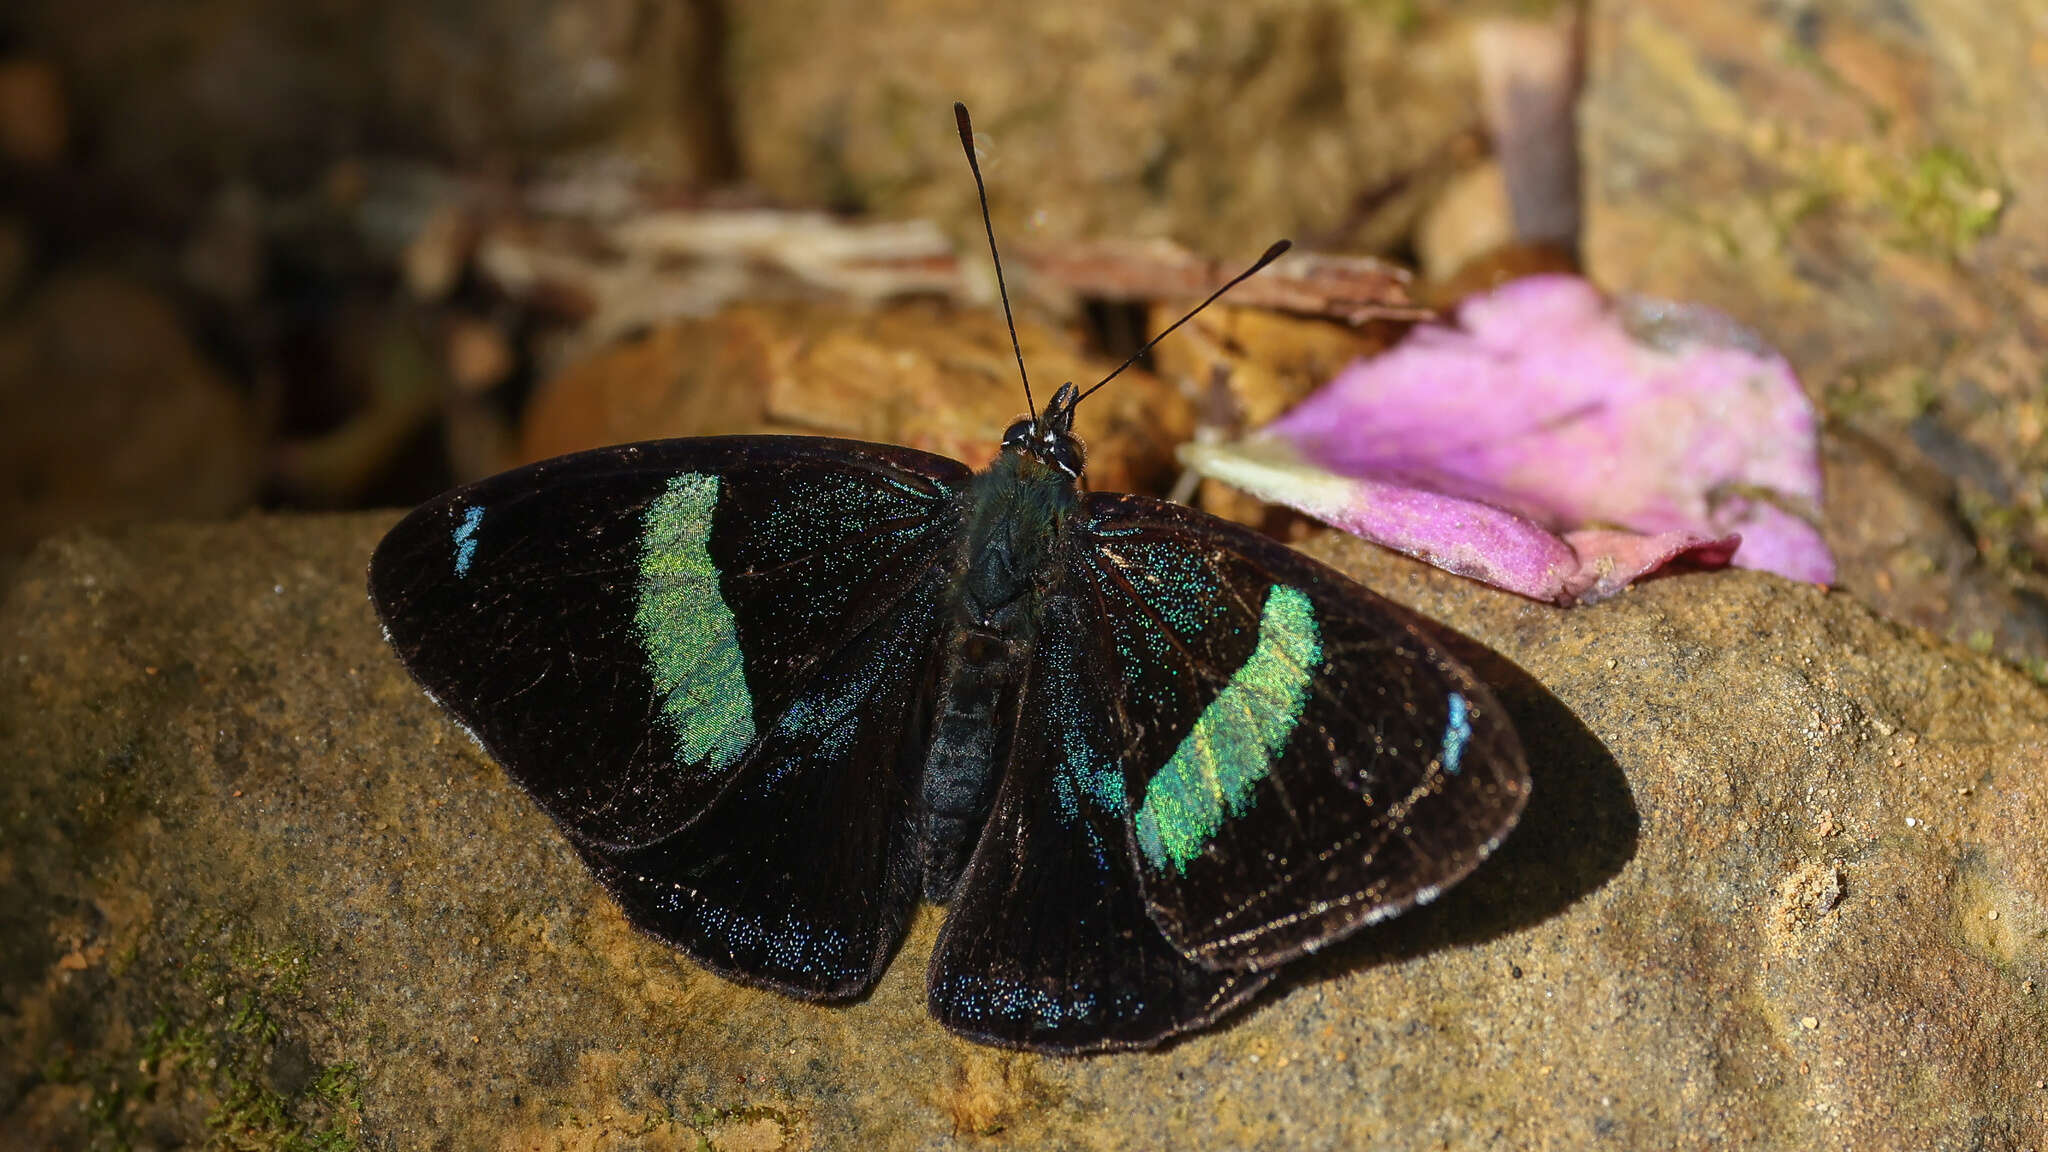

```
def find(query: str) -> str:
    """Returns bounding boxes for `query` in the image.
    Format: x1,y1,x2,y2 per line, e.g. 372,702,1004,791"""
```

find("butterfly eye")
1047,437,1085,477
1002,420,1034,447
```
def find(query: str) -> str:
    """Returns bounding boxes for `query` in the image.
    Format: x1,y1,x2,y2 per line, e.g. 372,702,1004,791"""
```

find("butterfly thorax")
920,387,1086,899
955,447,1080,627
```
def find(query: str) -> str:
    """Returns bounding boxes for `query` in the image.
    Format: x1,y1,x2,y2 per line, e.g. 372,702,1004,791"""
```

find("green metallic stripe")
1135,584,1321,874
636,472,755,770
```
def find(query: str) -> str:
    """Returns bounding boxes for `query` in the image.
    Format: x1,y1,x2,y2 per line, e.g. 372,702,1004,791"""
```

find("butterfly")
368,103,1530,1054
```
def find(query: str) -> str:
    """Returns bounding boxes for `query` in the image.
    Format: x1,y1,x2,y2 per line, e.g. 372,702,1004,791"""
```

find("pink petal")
1182,275,1833,604
1558,529,1742,603
1181,438,1577,600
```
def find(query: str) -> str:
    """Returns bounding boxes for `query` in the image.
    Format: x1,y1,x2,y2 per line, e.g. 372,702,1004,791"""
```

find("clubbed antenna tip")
954,101,1036,423
1076,239,1295,405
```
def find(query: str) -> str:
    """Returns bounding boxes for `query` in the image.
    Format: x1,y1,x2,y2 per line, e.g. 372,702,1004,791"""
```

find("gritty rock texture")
727,0,1516,258
4,514,2044,1149
1582,0,2048,671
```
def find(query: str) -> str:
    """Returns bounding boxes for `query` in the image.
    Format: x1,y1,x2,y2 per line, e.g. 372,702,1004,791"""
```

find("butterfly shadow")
1257,614,1639,1003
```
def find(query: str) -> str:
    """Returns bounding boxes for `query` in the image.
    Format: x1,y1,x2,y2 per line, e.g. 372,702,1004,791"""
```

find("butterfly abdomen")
920,622,1020,899
920,446,1082,900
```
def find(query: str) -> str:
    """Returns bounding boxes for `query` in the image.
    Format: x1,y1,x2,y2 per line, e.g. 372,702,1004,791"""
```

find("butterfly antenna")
955,102,1036,423
1075,239,1293,405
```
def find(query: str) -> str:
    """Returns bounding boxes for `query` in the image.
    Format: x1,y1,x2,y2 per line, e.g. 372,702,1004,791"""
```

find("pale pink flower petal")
1180,275,1832,604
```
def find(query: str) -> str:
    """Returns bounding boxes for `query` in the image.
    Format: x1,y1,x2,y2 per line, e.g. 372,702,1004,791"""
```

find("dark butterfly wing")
927,592,1270,1053
369,435,971,997
1071,493,1530,971
584,558,952,997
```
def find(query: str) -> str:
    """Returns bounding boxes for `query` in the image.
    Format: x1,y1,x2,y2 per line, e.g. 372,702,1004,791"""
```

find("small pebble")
1800,1016,1819,1030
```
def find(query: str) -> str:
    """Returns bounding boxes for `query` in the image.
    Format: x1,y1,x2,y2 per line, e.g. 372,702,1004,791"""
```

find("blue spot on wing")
1441,692,1472,774
452,505,484,577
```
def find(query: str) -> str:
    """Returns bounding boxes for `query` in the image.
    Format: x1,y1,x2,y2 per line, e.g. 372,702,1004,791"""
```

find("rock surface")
1582,0,2048,670
729,0,1499,257
4,514,2044,1149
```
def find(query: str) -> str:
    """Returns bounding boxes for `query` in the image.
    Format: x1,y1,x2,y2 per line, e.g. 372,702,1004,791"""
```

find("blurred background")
0,0,2042,674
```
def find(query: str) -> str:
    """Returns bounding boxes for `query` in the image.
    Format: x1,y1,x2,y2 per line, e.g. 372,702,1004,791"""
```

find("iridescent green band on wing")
636,472,754,770
1134,584,1321,874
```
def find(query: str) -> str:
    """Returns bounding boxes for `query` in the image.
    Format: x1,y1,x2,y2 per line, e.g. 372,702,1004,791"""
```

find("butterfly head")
1001,381,1087,479
955,101,1287,489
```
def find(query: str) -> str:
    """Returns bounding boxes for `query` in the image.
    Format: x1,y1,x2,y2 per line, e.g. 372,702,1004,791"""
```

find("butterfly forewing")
928,594,1270,1052
369,436,970,996
1070,494,1530,971
586,560,951,998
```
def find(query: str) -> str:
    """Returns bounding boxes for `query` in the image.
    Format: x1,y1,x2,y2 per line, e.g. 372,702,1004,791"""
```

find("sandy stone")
1415,160,1514,284
3,509,2042,1149
1581,0,2048,669
727,1,1504,258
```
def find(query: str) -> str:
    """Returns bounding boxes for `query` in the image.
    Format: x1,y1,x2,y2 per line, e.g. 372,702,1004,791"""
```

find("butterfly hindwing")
928,592,1270,1052
369,436,971,996
1070,493,1530,971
